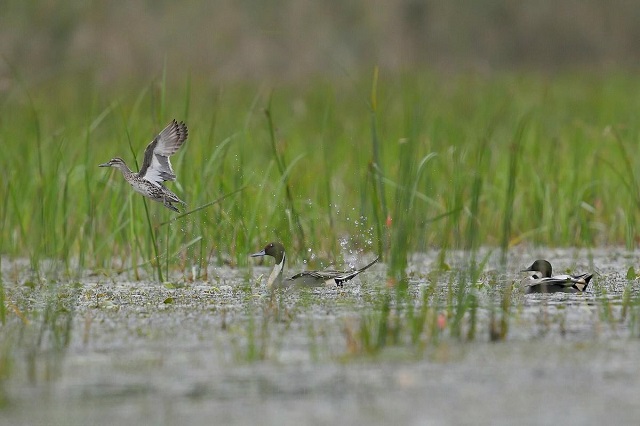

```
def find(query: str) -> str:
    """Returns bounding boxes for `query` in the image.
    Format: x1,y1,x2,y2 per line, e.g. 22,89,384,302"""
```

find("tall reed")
264,97,306,252
1,72,640,273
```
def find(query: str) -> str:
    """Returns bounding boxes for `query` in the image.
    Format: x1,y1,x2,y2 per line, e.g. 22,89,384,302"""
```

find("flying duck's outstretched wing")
139,119,188,185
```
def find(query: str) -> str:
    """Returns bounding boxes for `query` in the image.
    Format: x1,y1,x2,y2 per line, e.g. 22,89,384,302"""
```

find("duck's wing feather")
288,256,380,286
139,119,188,185
527,276,575,288
288,269,341,281
526,273,592,292
571,273,593,283
569,273,593,291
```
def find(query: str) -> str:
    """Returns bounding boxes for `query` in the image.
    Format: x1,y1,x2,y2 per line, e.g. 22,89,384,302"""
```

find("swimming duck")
250,242,379,288
521,259,592,294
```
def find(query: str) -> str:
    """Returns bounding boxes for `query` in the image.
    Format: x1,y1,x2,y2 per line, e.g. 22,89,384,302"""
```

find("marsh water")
1,247,640,425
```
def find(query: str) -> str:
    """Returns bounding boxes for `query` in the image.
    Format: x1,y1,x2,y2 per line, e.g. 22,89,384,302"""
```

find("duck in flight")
250,242,379,288
99,119,188,212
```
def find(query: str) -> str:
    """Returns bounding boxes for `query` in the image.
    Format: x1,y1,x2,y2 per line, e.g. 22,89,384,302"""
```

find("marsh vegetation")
1,71,640,424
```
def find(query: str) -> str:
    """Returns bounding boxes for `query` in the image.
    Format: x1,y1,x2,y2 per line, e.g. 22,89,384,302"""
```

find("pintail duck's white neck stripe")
267,252,285,288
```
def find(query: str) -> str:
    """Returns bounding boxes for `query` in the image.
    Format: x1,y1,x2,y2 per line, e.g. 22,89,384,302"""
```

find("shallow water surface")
1,248,639,425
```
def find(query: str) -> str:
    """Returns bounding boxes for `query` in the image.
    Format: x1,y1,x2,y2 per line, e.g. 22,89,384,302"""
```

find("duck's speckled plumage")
99,119,187,212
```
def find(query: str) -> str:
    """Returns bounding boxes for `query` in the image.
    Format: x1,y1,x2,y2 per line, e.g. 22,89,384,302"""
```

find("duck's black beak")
250,249,266,258
98,162,111,167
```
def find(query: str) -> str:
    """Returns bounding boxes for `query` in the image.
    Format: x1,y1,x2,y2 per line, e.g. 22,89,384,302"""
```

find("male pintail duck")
521,259,593,294
250,242,379,288
99,119,188,212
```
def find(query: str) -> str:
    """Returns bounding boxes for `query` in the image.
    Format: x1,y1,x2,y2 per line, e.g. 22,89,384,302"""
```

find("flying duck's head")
99,157,127,169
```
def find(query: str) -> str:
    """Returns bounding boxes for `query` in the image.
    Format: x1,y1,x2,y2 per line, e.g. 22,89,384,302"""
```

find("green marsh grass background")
1,72,639,279
2,1,640,281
